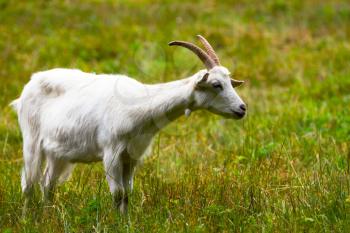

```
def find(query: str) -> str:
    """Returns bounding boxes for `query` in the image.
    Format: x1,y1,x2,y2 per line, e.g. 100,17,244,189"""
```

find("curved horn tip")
197,35,210,42
169,41,185,46
166,40,216,70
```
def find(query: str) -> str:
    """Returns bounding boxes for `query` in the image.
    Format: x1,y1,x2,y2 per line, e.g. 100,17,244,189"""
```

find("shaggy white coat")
11,66,245,213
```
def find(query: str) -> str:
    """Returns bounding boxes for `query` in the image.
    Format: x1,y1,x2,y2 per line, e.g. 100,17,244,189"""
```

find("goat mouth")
208,107,245,120
232,110,245,119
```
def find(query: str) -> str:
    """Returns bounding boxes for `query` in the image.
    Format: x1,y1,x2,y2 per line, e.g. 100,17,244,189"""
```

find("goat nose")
239,104,246,111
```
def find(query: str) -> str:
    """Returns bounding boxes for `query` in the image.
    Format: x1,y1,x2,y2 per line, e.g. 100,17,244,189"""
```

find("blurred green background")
0,0,349,232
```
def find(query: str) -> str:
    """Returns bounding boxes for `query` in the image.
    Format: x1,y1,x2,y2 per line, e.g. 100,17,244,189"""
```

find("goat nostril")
239,104,246,111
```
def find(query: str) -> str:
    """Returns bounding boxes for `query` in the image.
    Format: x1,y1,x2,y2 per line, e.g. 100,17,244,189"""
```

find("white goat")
11,35,246,214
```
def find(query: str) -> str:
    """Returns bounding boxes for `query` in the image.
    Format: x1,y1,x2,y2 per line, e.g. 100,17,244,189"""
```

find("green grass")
1,0,350,232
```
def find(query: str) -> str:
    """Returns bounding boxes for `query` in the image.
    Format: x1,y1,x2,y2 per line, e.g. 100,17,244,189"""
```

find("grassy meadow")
1,0,350,232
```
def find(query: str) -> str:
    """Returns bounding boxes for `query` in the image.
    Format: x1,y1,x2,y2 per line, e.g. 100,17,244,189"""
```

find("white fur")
12,66,245,213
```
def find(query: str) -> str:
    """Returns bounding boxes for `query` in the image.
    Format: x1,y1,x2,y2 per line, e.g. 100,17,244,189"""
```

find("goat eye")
212,83,223,90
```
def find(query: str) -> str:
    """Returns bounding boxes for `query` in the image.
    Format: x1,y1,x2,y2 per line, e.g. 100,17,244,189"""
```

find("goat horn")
196,35,220,65
168,40,216,70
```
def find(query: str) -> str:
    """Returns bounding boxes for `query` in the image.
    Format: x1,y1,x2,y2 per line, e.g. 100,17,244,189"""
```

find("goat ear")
196,73,209,87
231,79,244,87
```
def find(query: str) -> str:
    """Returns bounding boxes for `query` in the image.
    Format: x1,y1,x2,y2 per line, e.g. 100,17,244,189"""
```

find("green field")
1,0,350,232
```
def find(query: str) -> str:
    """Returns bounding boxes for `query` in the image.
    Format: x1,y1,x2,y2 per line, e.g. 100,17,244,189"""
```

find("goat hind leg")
21,167,34,217
21,141,42,216
41,158,69,203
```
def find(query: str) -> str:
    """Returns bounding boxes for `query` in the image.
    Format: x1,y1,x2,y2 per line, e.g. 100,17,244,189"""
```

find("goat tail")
9,98,20,113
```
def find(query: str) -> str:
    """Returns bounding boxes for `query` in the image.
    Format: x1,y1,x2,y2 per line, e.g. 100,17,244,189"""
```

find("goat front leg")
121,155,137,214
103,147,126,214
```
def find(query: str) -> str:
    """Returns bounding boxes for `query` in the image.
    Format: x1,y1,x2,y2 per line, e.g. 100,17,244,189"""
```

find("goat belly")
41,133,103,163
40,111,103,163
